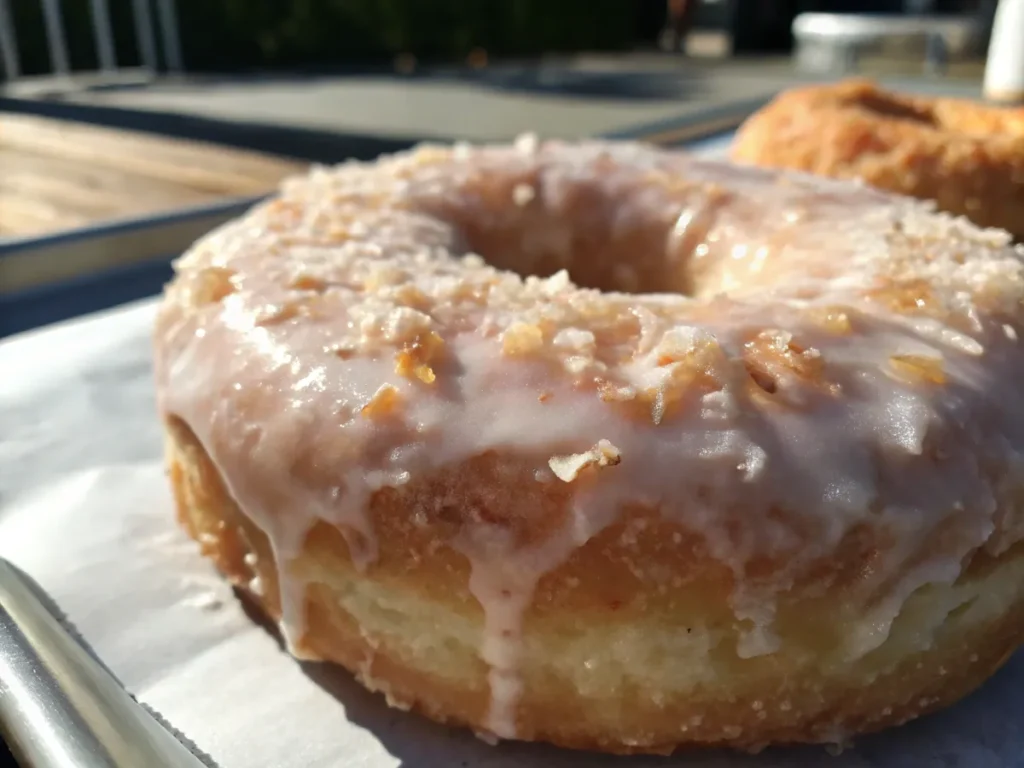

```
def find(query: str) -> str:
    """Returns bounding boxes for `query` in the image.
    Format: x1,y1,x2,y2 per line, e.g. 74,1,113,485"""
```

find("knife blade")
0,557,217,767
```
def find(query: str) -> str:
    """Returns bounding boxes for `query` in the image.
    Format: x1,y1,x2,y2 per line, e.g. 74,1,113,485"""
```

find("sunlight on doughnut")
156,137,1024,755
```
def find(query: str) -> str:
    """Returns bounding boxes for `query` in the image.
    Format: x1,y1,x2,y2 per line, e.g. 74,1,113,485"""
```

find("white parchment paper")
1,136,1022,766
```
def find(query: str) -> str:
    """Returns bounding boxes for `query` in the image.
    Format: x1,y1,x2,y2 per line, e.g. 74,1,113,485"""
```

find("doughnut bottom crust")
165,416,1024,754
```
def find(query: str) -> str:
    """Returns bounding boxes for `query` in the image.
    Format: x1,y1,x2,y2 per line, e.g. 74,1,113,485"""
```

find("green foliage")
7,0,637,76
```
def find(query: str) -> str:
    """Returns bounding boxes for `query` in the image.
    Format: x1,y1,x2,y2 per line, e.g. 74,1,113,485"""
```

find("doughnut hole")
410,163,725,297
855,88,935,126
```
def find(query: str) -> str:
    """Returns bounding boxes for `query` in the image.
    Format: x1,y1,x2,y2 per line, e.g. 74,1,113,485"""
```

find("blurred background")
0,0,1003,334
0,0,999,156
0,0,1000,76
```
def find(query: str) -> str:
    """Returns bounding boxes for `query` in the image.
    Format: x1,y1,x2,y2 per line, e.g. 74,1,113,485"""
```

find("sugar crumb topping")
549,440,622,483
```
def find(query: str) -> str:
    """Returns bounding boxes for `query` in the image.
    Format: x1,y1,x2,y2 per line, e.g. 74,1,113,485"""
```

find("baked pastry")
731,78,1024,239
155,138,1024,754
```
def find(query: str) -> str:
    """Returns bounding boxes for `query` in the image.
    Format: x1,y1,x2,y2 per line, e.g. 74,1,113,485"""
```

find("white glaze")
154,139,1024,739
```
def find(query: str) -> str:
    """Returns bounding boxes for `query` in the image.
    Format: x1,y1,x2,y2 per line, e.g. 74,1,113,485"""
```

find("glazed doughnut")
731,79,1024,239
155,137,1024,755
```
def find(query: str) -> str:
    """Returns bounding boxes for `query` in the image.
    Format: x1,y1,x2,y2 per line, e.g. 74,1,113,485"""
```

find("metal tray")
0,197,262,338
0,79,981,338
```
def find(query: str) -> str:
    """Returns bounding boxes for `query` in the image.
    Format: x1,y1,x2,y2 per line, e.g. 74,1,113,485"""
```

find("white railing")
0,0,183,82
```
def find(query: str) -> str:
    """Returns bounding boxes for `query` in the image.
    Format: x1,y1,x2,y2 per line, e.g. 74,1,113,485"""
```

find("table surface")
0,113,305,240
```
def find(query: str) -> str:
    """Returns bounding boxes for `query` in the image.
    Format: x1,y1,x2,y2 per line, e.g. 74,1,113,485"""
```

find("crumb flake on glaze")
154,138,1024,741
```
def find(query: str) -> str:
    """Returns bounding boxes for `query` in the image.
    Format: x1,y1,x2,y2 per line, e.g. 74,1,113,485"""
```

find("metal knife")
0,556,216,767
